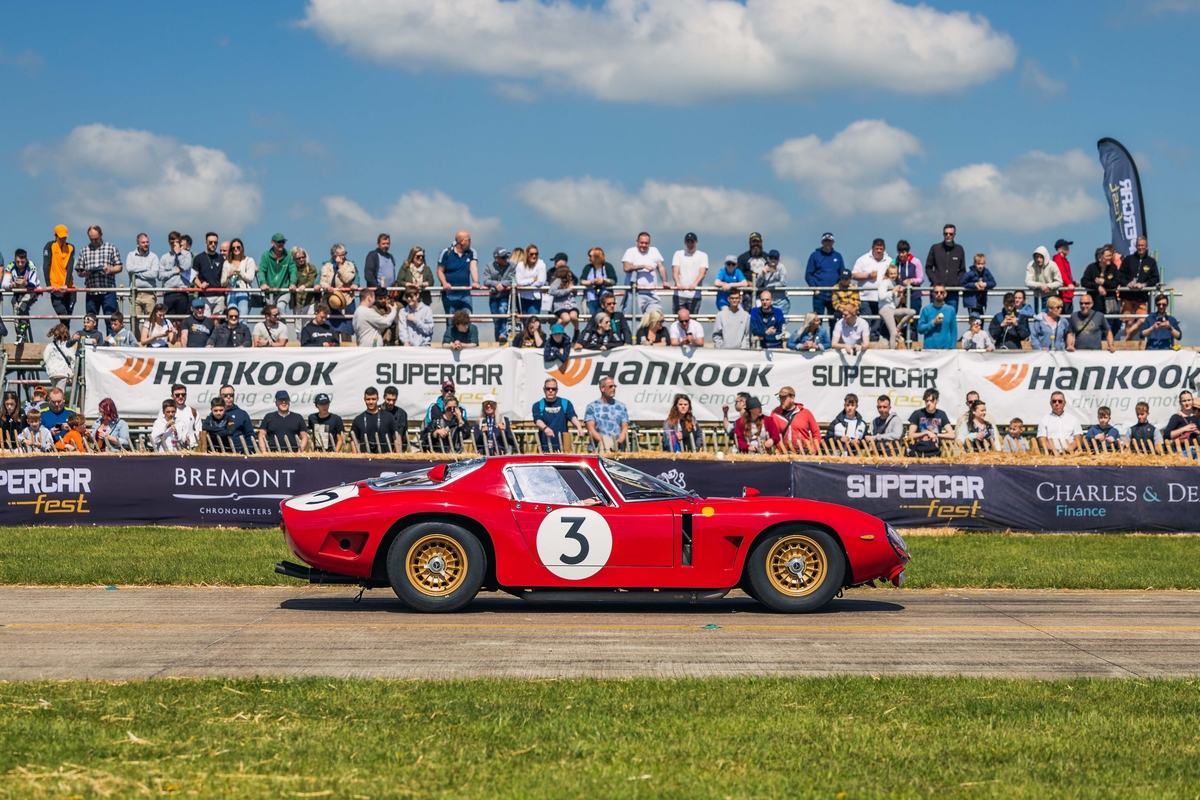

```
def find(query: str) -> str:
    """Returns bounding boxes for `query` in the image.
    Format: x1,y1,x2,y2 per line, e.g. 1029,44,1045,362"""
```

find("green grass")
4,527,1200,589
2,678,1199,799
902,533,1200,589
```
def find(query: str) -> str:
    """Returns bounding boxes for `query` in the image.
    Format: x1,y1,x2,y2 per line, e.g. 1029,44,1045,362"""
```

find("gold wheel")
405,534,469,597
765,534,828,597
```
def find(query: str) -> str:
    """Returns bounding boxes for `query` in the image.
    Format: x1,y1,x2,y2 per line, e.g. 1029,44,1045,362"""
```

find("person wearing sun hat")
474,394,517,455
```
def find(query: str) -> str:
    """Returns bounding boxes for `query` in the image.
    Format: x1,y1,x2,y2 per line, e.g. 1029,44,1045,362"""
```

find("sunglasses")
1052,399,1065,405
544,387,558,392
220,392,234,398
173,391,186,397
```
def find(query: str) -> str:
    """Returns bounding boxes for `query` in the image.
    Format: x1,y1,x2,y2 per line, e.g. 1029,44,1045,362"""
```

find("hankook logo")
113,357,155,386
986,364,1029,392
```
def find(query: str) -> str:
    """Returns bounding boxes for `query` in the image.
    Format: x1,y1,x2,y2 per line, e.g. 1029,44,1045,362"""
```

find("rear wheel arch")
372,512,498,590
741,521,854,588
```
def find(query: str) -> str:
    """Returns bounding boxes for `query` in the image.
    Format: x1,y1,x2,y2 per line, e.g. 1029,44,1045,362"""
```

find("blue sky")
1,0,1198,318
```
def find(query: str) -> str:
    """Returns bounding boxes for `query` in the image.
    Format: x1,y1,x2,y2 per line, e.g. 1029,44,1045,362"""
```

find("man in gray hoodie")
1024,245,1063,313
711,288,750,349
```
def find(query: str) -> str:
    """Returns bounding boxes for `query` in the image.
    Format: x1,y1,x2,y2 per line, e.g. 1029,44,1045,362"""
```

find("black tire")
746,528,845,613
387,521,486,612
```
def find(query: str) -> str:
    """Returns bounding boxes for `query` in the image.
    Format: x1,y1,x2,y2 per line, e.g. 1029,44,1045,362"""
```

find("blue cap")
275,390,290,402
494,247,510,259
768,249,780,259
191,297,206,308
551,324,565,335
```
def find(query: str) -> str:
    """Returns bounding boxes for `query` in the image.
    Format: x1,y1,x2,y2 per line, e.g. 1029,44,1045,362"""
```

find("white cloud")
934,150,1105,234
21,124,262,234
323,191,501,245
517,177,789,238
1020,58,1067,97
1166,277,1200,335
302,0,1016,103
769,119,922,216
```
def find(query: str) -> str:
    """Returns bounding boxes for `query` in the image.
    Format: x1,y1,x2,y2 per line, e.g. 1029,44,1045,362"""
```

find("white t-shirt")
668,319,705,344
253,320,289,344
1037,411,1083,449
622,246,665,288
671,249,709,299
852,251,891,302
833,317,871,348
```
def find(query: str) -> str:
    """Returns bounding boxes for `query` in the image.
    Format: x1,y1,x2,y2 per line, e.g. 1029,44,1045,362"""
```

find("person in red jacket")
771,386,821,454
1052,238,1075,311
734,397,781,453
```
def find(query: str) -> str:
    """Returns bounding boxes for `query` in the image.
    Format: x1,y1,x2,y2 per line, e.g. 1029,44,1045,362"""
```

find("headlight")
885,524,908,558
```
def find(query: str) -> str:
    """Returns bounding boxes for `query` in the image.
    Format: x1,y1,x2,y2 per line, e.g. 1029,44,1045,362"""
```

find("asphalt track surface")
2,587,1199,680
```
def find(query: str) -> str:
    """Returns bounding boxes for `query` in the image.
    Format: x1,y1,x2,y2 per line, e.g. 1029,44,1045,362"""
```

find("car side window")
509,466,608,506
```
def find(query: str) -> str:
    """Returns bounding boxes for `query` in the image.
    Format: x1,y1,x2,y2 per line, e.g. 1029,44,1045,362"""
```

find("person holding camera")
1137,295,1181,350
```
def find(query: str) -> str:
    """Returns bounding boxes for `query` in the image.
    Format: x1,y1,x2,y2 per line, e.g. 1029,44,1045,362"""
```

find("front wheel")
746,528,845,613
387,522,486,612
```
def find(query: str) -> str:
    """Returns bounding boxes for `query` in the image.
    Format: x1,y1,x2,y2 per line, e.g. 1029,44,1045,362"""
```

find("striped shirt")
76,241,122,289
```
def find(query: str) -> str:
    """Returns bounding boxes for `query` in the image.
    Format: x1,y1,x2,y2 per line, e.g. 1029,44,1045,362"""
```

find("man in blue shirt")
804,232,844,319
40,388,75,443
532,378,584,452
437,230,480,314
1138,295,1182,350
584,376,629,452
916,284,958,350
750,290,786,349
219,384,256,453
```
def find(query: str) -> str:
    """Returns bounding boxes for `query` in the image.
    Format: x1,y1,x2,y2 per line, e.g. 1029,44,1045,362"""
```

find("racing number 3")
558,517,589,565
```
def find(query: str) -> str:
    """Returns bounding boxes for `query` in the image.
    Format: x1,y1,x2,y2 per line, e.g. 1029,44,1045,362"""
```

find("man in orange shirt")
41,224,76,324
771,385,821,454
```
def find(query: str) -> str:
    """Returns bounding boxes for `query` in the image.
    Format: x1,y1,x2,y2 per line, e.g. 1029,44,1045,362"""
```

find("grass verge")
3,527,1200,589
3,678,1199,799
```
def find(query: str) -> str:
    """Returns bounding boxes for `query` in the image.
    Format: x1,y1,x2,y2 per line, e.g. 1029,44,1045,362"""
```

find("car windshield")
368,458,484,489
600,458,690,501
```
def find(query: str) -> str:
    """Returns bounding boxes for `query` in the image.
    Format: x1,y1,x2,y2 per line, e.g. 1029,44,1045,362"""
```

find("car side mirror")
428,464,448,483
743,486,760,498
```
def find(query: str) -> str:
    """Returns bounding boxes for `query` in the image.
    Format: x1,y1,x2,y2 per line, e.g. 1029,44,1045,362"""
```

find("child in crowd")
1002,418,1030,452
1126,401,1163,452
830,268,860,322
18,409,53,452
1085,406,1121,451
23,385,48,417
54,412,92,452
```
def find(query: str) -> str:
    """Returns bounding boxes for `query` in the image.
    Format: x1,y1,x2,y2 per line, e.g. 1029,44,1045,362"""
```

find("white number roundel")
284,485,358,512
536,507,613,580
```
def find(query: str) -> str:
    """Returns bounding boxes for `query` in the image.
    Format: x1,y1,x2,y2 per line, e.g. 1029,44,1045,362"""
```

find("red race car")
276,456,910,613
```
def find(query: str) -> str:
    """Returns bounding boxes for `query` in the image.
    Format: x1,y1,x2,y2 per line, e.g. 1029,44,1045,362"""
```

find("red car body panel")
280,455,908,590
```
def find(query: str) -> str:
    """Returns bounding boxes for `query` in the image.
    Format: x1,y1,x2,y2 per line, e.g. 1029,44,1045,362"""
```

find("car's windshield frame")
599,458,691,502
366,458,485,490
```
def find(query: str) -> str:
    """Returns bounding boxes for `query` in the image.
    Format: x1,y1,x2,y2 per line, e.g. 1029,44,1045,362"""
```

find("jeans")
624,287,663,318
229,292,249,316
263,292,291,316
673,294,702,314
586,299,602,315
811,291,837,329
489,295,510,341
519,296,541,316
442,290,473,314
86,291,118,334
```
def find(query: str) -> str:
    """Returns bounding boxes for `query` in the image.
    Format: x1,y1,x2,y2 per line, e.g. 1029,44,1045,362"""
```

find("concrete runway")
2,586,1199,680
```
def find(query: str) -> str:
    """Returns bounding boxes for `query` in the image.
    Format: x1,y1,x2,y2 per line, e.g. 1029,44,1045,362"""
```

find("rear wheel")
387,522,485,612
747,528,844,613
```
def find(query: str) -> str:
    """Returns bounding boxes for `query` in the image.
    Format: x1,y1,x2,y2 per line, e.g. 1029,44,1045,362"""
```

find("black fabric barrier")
0,456,789,528
791,462,1200,533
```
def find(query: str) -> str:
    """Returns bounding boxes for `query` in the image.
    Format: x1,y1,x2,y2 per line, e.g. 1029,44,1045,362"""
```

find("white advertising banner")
85,345,1200,428
83,347,521,421
953,349,1200,429
521,348,960,424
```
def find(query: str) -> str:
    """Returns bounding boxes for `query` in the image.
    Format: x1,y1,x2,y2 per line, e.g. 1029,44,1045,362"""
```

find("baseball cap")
54,224,69,238
1054,238,1073,249
441,380,455,391
271,233,286,243
838,267,852,279
275,390,290,402
777,386,795,397
684,232,698,242
551,323,565,335
821,232,835,242
494,247,510,259
767,249,780,259
745,397,763,410
314,393,331,404
724,255,737,265
482,395,498,407
191,297,206,308
553,252,569,263
749,232,763,243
